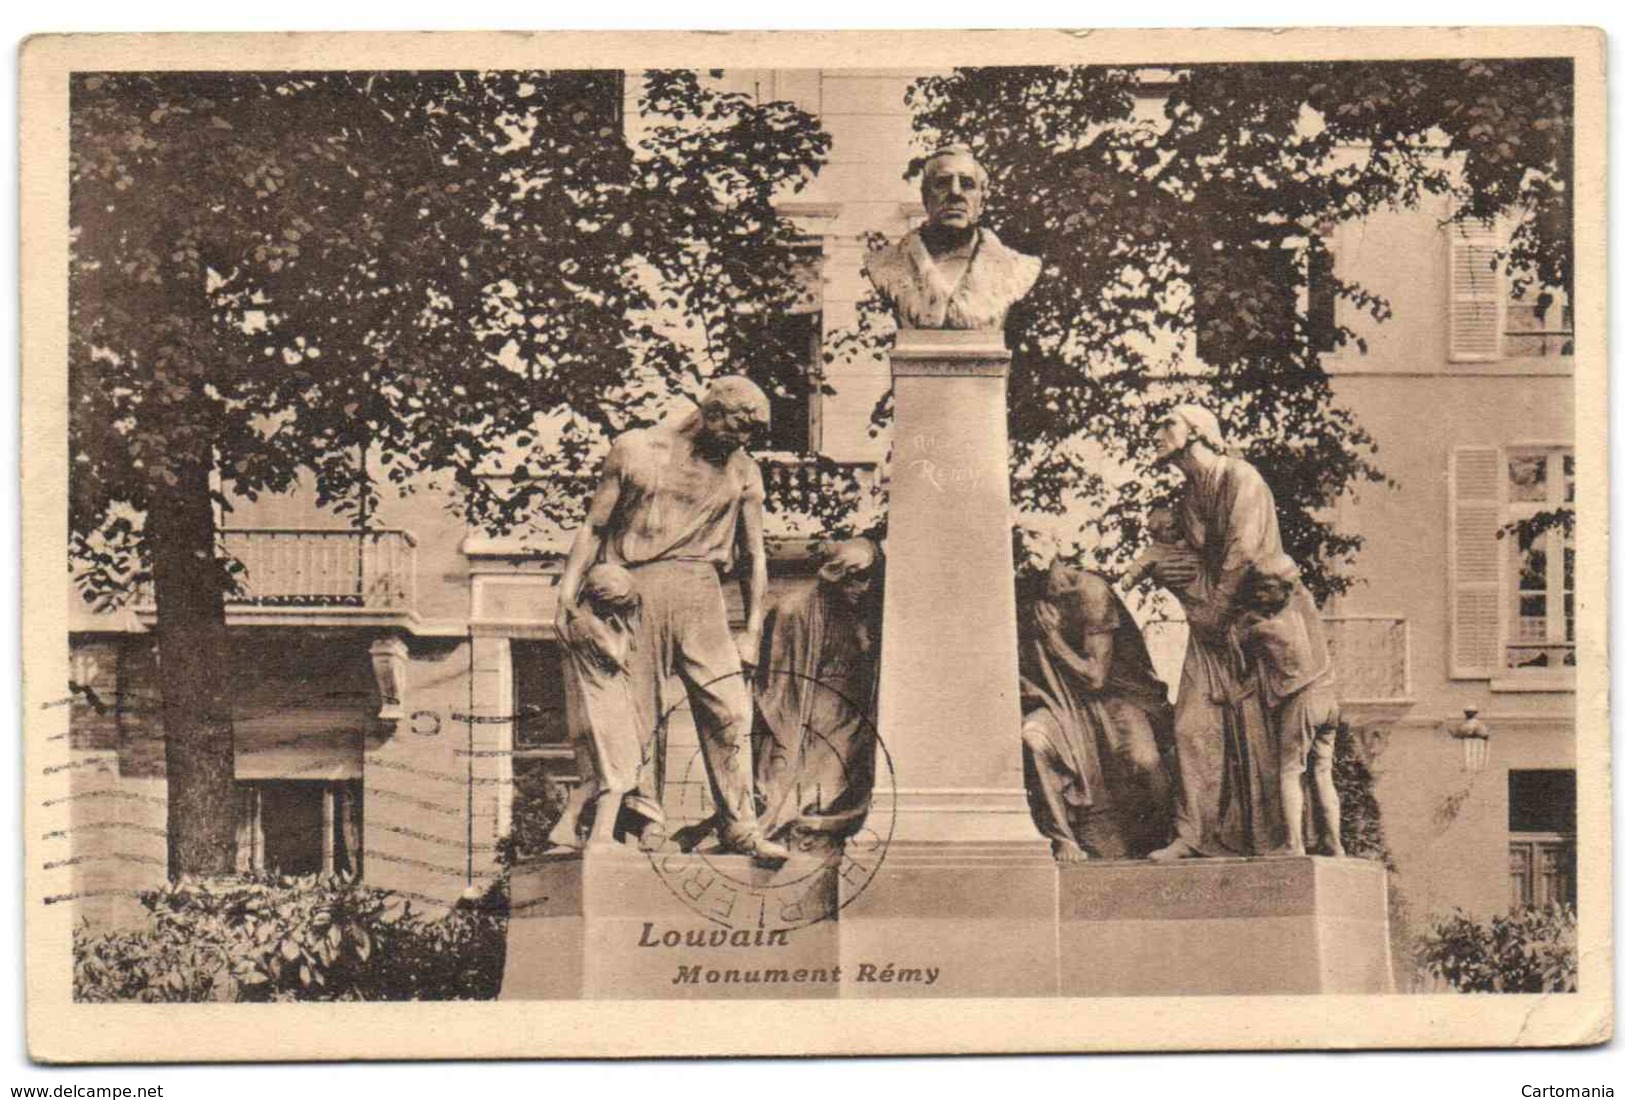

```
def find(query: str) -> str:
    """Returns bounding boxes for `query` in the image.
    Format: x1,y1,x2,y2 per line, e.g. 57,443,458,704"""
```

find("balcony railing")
1141,614,1411,709
475,454,881,527
221,529,417,610
759,452,879,517
1323,615,1411,704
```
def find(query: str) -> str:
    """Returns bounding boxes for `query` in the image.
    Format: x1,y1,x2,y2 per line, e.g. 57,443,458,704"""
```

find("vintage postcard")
20,26,1609,1059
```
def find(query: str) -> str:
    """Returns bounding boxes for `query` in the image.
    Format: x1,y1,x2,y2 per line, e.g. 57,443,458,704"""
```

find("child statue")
1234,555,1345,858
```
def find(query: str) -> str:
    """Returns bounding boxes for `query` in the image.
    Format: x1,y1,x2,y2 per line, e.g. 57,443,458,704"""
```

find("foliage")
904,61,1573,598
1502,507,1575,551
69,68,836,604
1417,904,1578,993
73,874,507,1003
1331,723,1390,866
369,877,510,1001
1425,59,1574,316
69,70,835,872
506,766,571,858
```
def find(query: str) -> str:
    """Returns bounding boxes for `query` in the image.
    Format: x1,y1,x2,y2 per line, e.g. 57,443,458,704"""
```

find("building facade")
64,69,1576,974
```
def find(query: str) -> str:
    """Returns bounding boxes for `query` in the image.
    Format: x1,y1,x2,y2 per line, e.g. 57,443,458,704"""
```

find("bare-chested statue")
864,145,1041,331
1020,564,1176,862
554,377,789,862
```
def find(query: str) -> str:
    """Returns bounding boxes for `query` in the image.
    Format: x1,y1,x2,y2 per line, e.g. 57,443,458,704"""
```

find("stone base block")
836,841,1059,997
500,848,1394,999
888,790,1043,843
1058,856,1395,996
501,847,841,1000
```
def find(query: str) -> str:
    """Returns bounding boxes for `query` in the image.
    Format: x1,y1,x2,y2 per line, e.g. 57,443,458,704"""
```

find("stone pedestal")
1057,856,1396,996
836,841,1060,997
878,329,1031,843
501,847,841,1000
500,851,1394,999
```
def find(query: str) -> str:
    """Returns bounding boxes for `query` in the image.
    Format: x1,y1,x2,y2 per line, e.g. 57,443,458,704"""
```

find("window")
1448,222,1573,362
510,640,577,852
1192,240,1300,365
754,242,825,456
1505,447,1575,671
1304,235,1340,354
1508,770,1576,909
236,780,362,877
1449,444,1575,681
513,639,574,770
1503,287,1575,358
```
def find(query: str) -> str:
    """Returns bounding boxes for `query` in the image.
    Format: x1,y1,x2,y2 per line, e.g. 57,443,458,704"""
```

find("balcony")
137,528,419,628
1324,615,1413,718
758,452,881,535
1142,614,1413,723
463,456,884,578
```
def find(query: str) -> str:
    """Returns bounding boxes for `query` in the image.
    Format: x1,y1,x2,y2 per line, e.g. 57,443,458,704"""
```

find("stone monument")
834,145,1057,996
500,144,1395,1001
864,144,1042,846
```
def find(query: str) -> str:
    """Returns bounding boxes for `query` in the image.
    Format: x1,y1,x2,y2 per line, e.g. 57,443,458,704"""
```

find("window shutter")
1450,445,1503,678
1449,224,1503,362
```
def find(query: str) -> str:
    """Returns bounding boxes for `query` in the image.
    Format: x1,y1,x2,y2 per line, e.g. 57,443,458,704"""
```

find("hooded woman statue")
751,538,883,851
1019,563,1176,861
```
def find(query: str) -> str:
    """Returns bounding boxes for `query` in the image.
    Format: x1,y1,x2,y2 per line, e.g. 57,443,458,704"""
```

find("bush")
369,877,508,1001
508,764,570,858
1416,905,1578,993
1332,723,1390,866
73,873,508,1003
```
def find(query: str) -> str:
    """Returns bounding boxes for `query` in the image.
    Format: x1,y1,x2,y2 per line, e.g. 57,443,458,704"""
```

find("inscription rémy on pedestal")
905,432,983,495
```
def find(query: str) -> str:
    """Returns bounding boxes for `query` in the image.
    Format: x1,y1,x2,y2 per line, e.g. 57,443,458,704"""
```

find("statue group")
549,144,1345,866
549,372,882,863
1022,404,1345,863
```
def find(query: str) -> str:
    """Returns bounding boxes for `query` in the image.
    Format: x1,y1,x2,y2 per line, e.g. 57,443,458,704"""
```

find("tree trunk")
149,460,237,878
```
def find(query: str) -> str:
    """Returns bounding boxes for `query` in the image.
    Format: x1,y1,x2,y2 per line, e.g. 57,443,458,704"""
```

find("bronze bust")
864,145,1041,331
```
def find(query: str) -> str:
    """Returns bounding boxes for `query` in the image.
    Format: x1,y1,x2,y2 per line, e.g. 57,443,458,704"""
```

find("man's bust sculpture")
864,145,1041,331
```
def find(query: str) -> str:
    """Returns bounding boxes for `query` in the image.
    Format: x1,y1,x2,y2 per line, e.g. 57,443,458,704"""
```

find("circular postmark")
641,665,895,933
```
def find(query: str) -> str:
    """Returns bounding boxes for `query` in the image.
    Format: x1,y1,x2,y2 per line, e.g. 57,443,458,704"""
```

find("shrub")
508,764,570,858
73,873,508,1003
368,877,509,1001
1328,723,1427,989
1416,904,1578,993
73,924,234,1003
1332,723,1390,866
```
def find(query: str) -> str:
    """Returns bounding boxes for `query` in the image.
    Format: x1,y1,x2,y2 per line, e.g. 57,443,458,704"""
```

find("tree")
70,69,832,876
903,60,1573,598
71,71,408,877
447,69,847,538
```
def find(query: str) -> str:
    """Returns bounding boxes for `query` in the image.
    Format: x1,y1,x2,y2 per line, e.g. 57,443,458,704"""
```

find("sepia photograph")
18,25,1608,1059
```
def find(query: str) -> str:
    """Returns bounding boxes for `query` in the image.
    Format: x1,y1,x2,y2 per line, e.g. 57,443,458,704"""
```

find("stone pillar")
877,329,1032,842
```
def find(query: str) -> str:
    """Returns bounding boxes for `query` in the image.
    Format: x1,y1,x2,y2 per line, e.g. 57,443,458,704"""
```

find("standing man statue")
864,144,1041,331
554,377,789,862
1020,564,1176,862
1141,405,1295,860
670,537,883,857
